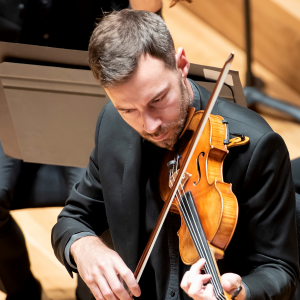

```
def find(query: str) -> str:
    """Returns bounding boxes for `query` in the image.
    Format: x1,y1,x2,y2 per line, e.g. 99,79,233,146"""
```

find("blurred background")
163,0,300,160
0,0,300,299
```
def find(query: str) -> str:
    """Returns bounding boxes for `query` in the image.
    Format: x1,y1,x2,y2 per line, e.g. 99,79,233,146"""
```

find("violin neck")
178,191,228,300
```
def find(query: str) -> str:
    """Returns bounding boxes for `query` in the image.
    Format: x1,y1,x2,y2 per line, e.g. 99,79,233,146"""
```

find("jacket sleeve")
241,131,299,299
51,103,110,276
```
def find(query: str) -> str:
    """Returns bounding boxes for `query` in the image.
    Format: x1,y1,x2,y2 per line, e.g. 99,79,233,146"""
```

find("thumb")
221,273,241,294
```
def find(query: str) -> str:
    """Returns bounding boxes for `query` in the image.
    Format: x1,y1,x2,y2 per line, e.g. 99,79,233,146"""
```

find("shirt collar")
188,78,201,111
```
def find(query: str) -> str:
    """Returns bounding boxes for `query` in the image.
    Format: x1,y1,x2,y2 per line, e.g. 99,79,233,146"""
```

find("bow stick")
133,52,234,284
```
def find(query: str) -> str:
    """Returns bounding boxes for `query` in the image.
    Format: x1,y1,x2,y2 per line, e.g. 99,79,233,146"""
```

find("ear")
175,47,190,80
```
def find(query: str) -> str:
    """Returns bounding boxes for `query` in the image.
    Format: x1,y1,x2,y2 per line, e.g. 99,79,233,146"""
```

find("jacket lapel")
98,102,143,271
192,80,220,115
120,130,144,271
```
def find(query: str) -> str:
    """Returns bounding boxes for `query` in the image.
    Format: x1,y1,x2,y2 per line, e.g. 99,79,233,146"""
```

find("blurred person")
0,143,85,300
0,0,163,49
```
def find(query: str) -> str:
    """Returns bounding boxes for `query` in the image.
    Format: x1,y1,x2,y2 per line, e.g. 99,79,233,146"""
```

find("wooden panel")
0,62,108,167
272,0,300,20
179,0,300,96
162,1,300,159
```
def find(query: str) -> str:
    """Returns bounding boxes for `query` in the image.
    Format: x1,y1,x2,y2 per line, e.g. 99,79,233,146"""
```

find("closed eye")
123,109,134,114
151,96,164,105
152,98,162,103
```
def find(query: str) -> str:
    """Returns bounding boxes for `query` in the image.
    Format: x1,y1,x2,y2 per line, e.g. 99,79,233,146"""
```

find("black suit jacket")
52,81,300,300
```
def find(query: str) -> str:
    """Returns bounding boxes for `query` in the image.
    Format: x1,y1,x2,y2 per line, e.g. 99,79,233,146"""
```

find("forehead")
105,54,176,105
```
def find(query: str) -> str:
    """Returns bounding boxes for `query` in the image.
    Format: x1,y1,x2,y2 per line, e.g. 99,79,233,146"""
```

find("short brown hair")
88,9,176,88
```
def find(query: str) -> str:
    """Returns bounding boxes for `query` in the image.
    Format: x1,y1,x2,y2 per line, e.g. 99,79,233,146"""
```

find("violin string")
169,176,220,290
176,188,223,295
177,198,219,290
178,192,224,298
178,182,223,291
178,182,225,298
169,176,224,297
177,173,228,300
178,199,225,300
170,176,220,289
174,192,224,299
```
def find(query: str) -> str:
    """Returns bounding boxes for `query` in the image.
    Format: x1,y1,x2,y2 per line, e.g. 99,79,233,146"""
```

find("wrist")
70,235,102,263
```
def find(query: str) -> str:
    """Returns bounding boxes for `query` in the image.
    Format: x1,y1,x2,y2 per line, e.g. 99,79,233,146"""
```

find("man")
52,9,299,300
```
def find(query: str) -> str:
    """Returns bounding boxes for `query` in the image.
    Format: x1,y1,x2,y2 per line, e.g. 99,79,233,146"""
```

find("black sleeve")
241,132,299,299
51,103,109,276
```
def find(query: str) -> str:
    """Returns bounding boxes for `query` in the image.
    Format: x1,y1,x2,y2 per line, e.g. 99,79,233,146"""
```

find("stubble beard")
141,79,191,150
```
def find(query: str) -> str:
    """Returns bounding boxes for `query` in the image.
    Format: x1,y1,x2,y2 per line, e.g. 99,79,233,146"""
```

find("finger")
78,269,104,300
82,272,106,300
221,273,241,294
187,258,206,286
203,283,215,298
180,271,191,292
89,282,105,300
104,272,133,300
95,274,119,300
117,265,141,297
188,274,211,299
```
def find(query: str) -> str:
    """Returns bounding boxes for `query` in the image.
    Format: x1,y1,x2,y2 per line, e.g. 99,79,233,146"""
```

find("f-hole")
193,152,205,186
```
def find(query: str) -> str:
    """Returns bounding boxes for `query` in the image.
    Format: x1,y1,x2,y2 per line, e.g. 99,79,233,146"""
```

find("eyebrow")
115,86,169,111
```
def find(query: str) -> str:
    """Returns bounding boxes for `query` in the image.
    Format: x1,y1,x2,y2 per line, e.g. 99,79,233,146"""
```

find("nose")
142,111,162,134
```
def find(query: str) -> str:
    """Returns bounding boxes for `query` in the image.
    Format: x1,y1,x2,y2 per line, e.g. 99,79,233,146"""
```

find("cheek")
120,114,143,133
161,95,181,123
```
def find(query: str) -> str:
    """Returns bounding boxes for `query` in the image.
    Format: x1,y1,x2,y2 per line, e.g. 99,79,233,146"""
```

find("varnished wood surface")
159,113,238,265
163,0,300,159
1,2,300,299
180,0,300,95
163,0,300,105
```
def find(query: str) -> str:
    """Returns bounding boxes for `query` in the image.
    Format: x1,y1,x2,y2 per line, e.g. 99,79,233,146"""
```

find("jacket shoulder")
216,98,273,136
94,100,141,161
195,83,273,137
94,100,133,140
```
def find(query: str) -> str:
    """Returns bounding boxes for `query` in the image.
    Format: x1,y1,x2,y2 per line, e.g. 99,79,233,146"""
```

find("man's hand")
180,259,246,300
181,259,215,300
71,236,141,300
221,273,246,300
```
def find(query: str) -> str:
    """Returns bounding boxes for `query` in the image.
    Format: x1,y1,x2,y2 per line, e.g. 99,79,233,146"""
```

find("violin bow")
133,52,234,283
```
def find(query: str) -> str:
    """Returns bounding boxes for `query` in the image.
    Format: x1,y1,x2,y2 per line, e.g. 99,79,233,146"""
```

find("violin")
131,53,237,300
159,108,239,260
159,110,238,300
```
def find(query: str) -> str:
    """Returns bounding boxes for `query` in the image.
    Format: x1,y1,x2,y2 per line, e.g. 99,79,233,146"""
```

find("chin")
156,142,174,150
142,126,181,150
151,136,177,150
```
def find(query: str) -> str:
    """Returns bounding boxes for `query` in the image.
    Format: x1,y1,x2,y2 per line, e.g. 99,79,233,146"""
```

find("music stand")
0,42,246,168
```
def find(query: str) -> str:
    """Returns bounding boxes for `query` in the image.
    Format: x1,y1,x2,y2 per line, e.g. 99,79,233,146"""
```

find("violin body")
159,111,238,266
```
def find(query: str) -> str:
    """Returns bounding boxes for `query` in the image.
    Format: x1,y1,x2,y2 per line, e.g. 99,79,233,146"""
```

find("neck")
186,79,194,104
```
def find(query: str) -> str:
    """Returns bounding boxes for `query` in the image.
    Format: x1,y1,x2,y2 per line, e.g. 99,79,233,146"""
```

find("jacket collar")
188,79,220,115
